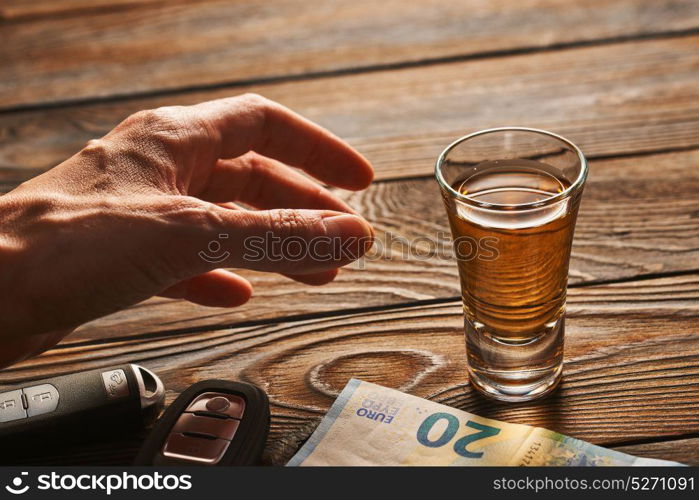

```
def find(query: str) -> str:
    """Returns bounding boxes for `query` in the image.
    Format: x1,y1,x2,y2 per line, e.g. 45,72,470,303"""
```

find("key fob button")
24,384,59,417
162,433,230,464
206,396,230,412
134,380,269,466
186,392,245,419
100,369,130,399
0,390,27,422
172,413,240,440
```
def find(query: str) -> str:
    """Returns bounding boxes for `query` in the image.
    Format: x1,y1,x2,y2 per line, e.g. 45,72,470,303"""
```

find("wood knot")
308,349,444,397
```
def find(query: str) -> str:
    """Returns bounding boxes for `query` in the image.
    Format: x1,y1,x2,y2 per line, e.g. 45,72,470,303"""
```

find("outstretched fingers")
158,269,253,307
199,153,356,213
185,94,374,190
160,201,374,277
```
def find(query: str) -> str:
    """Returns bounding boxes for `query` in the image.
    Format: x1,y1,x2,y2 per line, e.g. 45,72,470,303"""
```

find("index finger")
191,94,374,190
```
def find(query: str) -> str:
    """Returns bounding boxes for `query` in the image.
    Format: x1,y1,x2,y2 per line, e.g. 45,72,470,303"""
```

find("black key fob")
134,380,270,466
0,364,165,443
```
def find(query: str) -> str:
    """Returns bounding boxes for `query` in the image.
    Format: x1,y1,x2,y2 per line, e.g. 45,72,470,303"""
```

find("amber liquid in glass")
447,159,578,399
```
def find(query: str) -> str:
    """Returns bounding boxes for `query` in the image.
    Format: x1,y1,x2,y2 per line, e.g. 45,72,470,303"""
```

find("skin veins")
0,94,374,368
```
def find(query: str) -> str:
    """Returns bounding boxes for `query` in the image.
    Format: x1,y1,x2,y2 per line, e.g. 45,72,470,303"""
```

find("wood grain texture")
3,0,699,467
3,0,699,108
3,36,699,185
48,148,699,344
0,0,167,21
614,438,699,466
2,274,697,464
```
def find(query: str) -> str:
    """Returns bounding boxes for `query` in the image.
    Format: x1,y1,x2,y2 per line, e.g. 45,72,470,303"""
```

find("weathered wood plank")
0,0,165,21
614,438,699,466
50,149,699,344
2,36,699,185
3,0,699,108
2,274,698,464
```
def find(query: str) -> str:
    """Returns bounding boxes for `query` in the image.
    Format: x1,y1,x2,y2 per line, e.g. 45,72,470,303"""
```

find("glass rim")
434,127,588,210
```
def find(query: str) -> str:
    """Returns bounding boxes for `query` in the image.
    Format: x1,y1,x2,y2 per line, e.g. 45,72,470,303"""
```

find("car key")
0,364,165,443
134,380,270,466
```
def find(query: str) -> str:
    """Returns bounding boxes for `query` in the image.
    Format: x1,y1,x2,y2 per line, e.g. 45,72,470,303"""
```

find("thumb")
195,208,375,275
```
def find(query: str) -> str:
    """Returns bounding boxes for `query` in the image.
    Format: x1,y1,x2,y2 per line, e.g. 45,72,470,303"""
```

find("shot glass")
435,127,588,401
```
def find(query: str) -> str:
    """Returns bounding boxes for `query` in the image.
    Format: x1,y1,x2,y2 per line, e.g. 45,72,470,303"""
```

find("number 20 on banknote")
416,412,501,459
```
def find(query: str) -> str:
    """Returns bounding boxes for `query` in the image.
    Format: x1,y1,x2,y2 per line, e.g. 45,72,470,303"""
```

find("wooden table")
1,0,698,465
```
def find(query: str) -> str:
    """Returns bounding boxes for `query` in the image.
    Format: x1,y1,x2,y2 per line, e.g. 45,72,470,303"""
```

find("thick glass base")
467,362,562,402
465,315,564,402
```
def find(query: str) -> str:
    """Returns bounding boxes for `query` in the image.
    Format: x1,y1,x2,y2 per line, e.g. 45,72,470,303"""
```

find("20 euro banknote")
288,379,683,466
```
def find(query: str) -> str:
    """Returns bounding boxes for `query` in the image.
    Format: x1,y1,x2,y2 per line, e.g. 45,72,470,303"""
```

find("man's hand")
0,94,374,367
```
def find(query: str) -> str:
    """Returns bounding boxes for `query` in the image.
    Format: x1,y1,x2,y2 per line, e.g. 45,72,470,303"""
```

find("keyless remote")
0,364,165,443
134,380,270,466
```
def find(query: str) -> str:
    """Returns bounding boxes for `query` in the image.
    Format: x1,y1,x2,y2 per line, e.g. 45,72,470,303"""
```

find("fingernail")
322,214,374,240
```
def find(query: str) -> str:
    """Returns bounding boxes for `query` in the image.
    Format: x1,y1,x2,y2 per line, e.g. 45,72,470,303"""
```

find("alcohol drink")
436,129,587,401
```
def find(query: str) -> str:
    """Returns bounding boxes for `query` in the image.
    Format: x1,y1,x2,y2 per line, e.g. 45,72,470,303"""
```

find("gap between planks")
2,26,699,115
46,268,699,351
603,430,699,449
